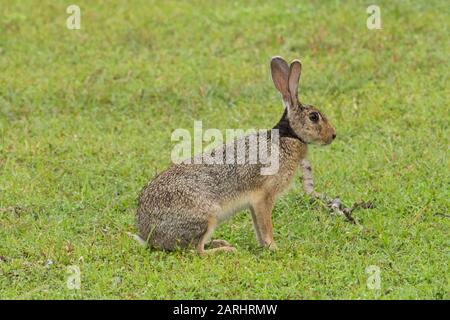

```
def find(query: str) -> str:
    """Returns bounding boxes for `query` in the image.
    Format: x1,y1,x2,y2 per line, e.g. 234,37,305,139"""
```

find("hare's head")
271,56,336,145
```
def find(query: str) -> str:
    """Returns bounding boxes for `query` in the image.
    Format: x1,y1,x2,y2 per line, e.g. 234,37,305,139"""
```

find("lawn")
0,0,448,299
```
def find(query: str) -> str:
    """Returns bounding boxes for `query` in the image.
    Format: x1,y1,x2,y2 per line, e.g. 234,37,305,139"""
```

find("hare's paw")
261,241,278,251
220,246,237,252
209,239,232,248
198,246,237,255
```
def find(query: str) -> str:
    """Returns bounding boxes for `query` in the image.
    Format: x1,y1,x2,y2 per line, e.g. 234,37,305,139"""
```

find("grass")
0,0,449,299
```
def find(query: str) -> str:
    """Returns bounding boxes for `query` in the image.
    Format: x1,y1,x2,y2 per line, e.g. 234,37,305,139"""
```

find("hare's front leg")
300,159,319,197
250,196,277,250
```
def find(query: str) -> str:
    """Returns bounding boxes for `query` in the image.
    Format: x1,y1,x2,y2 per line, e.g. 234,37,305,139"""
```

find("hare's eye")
309,112,319,122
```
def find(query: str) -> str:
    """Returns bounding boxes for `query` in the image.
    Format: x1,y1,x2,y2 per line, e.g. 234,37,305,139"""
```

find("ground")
0,0,448,299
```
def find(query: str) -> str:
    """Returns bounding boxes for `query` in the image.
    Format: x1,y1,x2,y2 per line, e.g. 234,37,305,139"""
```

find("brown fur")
137,57,336,253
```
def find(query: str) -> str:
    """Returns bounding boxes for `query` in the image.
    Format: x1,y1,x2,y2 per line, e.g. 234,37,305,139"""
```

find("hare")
136,56,336,254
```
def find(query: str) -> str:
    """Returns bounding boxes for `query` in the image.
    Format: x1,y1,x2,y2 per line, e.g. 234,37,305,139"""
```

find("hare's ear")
271,56,291,107
288,60,302,107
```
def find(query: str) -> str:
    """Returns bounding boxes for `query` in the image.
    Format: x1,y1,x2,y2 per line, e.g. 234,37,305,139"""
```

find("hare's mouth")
318,138,334,146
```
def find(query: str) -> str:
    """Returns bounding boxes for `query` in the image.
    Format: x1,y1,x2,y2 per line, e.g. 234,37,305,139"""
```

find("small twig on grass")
434,213,450,218
300,159,375,224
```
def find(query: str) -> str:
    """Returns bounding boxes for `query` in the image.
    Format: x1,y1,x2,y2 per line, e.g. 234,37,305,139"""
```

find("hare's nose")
332,133,336,140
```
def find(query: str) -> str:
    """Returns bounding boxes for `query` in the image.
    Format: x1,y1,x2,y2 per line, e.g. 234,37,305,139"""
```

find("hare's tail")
127,232,148,247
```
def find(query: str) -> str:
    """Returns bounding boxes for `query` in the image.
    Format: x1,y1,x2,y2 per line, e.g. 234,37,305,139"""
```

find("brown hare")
136,56,336,254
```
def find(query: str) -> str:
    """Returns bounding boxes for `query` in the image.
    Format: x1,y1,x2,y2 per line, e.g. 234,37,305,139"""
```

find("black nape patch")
273,109,305,143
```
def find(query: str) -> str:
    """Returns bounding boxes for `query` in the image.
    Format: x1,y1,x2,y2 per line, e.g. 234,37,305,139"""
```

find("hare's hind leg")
196,216,236,255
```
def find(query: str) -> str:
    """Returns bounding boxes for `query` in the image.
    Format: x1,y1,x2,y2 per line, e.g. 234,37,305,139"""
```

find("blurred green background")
0,1,448,299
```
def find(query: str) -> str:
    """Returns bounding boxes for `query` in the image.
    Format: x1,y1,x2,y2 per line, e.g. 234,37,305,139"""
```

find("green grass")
0,0,449,299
